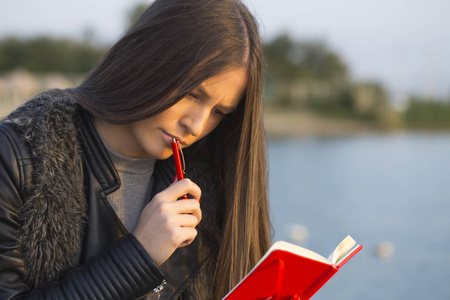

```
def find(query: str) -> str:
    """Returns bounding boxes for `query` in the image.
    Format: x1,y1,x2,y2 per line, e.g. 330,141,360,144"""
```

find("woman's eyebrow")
196,85,237,113
196,85,209,98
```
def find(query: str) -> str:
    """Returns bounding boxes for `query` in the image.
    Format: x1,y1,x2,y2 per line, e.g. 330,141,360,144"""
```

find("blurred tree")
0,36,106,73
82,27,96,44
262,33,396,126
264,33,349,81
0,37,27,71
263,33,351,109
127,3,151,28
405,98,450,128
0,2,150,74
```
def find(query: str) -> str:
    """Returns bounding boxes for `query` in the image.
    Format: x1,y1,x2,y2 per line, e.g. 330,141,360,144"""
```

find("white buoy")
289,224,309,243
376,241,395,259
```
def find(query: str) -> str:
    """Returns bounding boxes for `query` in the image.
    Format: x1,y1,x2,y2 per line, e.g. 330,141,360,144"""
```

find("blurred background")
1,0,449,299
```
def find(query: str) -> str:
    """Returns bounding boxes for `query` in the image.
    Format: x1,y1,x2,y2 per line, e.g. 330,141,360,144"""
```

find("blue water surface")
267,132,450,300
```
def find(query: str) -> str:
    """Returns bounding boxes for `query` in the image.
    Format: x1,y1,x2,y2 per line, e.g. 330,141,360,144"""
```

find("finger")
162,178,201,201
177,213,200,228
177,227,198,248
174,199,202,223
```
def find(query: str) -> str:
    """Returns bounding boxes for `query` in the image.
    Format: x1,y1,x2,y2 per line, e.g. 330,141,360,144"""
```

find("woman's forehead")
198,67,248,106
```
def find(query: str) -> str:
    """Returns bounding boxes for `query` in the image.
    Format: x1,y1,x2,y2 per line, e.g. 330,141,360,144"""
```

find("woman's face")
120,67,248,159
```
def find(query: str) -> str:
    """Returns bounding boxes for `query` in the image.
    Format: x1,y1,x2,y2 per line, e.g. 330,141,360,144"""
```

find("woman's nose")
180,108,209,137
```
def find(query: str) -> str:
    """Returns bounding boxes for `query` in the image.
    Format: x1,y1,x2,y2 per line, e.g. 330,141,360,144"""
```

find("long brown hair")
75,0,271,298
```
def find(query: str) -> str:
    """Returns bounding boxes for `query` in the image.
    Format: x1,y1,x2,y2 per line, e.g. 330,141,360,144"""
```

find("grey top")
102,140,157,233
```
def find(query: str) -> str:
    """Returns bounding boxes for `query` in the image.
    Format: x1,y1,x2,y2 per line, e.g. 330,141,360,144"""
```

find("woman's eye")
213,108,227,118
188,93,200,101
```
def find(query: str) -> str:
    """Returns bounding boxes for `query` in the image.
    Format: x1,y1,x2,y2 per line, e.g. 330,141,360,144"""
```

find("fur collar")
3,89,87,289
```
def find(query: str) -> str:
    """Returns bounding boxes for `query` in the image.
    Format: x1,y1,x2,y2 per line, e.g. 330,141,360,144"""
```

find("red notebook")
223,235,363,300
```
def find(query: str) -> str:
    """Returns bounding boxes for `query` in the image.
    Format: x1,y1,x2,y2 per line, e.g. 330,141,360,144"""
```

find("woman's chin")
157,149,175,160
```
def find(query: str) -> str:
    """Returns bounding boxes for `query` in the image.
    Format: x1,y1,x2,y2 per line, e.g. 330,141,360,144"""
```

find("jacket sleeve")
0,126,166,300
25,235,167,300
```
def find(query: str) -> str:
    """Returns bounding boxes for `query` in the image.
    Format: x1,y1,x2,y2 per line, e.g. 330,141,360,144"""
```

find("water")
267,132,450,300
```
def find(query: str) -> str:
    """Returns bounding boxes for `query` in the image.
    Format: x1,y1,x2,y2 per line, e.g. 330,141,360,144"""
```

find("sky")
1,0,450,100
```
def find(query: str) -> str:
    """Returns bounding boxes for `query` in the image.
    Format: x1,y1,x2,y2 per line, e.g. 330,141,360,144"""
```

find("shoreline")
263,109,450,138
264,109,378,138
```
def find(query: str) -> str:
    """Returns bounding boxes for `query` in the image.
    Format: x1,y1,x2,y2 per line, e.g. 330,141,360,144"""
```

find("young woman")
0,0,271,299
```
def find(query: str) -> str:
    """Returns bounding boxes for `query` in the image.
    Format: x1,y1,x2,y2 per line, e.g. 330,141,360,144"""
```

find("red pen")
171,138,189,199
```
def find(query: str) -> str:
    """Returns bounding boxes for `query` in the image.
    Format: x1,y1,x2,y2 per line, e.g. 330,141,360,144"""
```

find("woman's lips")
162,130,187,146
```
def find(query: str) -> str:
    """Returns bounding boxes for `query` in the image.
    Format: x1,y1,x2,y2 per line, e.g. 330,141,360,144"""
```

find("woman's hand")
133,178,202,266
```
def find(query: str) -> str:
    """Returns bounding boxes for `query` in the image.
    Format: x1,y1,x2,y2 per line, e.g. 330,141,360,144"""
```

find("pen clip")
178,141,186,174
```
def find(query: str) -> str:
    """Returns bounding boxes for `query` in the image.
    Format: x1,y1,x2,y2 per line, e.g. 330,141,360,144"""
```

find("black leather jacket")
0,91,220,299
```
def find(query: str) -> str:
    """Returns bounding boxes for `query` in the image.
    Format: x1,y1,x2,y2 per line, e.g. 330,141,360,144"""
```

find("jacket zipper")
153,279,167,299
